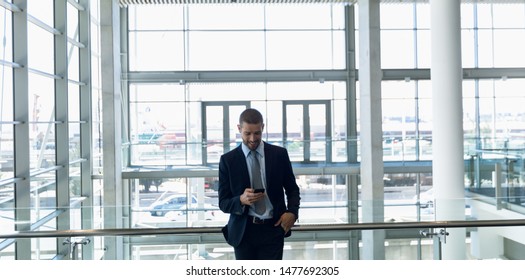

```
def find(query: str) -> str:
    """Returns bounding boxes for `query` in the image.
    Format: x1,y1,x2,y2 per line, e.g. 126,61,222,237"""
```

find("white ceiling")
119,0,525,7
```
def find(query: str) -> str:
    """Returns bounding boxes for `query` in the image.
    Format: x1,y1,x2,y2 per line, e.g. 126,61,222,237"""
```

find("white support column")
358,0,385,260
79,0,94,260
430,0,466,259
54,0,71,259
12,0,31,260
100,0,123,260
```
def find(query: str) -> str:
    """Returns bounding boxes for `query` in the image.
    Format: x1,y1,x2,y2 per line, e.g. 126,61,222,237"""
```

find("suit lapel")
236,145,251,187
263,142,272,187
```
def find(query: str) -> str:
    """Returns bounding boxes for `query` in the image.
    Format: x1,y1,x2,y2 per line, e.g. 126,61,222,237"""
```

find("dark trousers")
234,219,285,260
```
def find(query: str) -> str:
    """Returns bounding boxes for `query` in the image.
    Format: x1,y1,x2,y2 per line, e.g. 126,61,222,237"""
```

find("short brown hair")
239,108,263,125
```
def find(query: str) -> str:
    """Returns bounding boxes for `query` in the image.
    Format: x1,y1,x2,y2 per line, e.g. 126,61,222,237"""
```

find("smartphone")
253,188,265,193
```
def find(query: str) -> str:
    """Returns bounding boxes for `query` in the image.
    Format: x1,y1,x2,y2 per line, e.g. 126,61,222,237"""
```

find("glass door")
202,102,249,164
283,101,332,163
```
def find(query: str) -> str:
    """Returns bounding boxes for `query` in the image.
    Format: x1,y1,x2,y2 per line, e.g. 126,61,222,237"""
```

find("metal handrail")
1,219,525,239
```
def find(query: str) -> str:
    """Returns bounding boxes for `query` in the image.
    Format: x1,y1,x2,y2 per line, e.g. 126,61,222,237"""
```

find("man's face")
238,122,264,151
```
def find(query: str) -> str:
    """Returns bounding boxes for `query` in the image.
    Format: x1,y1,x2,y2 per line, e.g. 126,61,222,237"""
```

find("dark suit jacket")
218,142,301,247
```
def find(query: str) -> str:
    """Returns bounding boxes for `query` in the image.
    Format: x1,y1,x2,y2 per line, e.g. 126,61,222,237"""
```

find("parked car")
149,194,219,220
413,188,434,208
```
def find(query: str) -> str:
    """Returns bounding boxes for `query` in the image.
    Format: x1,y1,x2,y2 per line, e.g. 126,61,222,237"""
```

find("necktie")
250,151,266,215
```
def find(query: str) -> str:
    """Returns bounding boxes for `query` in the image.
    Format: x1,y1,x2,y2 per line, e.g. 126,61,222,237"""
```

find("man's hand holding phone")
240,188,265,206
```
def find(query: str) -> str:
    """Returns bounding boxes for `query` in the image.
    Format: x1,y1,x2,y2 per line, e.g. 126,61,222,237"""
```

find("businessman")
218,108,301,260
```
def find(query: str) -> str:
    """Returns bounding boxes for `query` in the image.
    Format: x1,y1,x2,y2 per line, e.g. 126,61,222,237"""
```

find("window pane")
0,67,13,122
130,102,186,166
493,30,525,67
381,30,414,69
463,97,476,143
285,104,304,162
68,44,80,82
479,96,495,141
477,30,495,68
0,8,13,61
266,30,344,70
69,123,80,161
264,101,283,146
476,4,494,29
69,82,80,161
461,29,476,68
129,31,185,71
130,84,185,102
128,4,345,71
29,74,55,170
28,23,54,74
333,99,347,162
187,102,203,165
27,0,54,27
382,82,416,161
416,30,431,68
188,83,265,102
417,81,432,160
267,82,344,101
381,4,413,29
463,81,477,147
495,79,525,98
188,31,265,70
310,104,327,162
130,102,186,137
0,183,14,237
494,79,525,147
67,2,79,41
492,4,525,28
295,174,348,224
460,4,474,29
0,124,14,179
68,83,80,122
266,5,336,30
128,5,184,30
478,80,494,98
188,5,264,30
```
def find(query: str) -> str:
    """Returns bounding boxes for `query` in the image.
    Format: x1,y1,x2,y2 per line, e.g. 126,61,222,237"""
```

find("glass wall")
121,2,525,260
128,81,347,166
128,5,345,71
2,1,525,261
127,3,525,167
0,1,15,246
0,0,98,260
